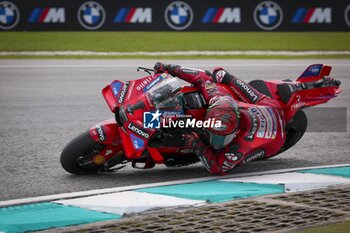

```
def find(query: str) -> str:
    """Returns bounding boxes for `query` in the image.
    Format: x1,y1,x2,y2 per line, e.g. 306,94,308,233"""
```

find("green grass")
1,32,350,52
0,32,349,58
297,221,350,233
2,54,350,59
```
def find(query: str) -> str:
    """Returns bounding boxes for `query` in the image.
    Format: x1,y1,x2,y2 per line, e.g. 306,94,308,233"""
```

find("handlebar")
137,67,154,76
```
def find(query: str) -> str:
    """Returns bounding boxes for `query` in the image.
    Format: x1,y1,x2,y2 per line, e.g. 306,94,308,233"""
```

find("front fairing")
107,73,185,160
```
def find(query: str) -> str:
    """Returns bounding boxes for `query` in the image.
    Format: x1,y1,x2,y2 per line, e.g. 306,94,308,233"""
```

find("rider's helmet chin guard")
204,96,239,150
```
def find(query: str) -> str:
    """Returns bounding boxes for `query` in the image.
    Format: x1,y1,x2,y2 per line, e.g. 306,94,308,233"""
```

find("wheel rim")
76,144,106,169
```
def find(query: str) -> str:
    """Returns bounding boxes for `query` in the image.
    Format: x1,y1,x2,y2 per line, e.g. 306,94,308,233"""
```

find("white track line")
54,191,204,215
221,172,350,192
1,163,349,207
1,51,350,57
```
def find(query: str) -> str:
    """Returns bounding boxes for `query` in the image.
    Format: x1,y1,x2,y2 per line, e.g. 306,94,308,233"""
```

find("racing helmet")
204,96,239,149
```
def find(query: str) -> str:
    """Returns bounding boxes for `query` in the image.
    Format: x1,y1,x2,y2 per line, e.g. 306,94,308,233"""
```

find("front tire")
60,131,106,174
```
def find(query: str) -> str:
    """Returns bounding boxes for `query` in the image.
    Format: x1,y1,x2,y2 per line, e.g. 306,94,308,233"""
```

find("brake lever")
137,67,154,76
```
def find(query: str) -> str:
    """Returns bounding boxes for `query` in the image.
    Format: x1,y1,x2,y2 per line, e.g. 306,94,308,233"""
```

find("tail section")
297,64,332,83
281,64,341,122
295,64,341,105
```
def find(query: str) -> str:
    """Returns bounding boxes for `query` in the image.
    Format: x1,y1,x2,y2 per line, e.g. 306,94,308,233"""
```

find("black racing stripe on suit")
221,72,235,85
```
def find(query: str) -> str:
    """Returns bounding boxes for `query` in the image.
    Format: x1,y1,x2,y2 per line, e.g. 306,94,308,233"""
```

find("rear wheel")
266,110,308,159
280,110,307,153
60,131,122,174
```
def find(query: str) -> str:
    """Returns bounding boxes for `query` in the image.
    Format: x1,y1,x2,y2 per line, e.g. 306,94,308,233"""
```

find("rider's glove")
182,132,205,156
154,62,168,74
154,62,182,77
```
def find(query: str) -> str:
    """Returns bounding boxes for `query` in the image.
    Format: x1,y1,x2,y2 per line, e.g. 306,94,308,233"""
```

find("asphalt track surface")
0,59,349,201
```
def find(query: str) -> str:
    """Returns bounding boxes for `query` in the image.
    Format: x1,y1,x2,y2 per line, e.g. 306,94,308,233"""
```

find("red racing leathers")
154,63,286,175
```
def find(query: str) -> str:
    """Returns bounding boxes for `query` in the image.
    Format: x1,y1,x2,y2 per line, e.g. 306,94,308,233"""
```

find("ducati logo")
95,124,105,141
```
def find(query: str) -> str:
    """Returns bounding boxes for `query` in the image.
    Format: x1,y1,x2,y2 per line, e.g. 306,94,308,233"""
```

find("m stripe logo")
202,8,240,23
292,8,331,23
28,8,65,23
114,8,152,23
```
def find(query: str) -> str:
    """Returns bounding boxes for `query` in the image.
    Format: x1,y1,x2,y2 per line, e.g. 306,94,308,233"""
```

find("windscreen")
146,74,183,110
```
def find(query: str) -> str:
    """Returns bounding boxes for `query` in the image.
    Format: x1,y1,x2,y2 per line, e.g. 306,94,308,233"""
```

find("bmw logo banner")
164,1,193,30
0,0,349,31
77,1,105,30
0,1,19,30
254,1,283,31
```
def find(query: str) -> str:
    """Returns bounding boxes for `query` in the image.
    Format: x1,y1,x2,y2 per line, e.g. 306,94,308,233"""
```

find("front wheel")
60,131,123,174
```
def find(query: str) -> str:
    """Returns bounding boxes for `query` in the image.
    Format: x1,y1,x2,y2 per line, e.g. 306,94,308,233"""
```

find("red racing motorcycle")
60,64,341,174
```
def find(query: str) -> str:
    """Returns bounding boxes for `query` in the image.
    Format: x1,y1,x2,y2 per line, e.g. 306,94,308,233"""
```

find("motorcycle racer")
154,62,286,175
61,62,340,176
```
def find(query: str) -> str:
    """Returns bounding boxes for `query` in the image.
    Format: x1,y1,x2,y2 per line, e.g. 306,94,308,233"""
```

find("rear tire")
266,110,308,159
60,131,105,175
281,110,308,153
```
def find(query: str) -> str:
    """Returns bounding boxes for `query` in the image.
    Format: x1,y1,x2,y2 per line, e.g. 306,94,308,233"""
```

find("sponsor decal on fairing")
118,81,129,104
136,76,153,91
143,75,164,93
129,133,145,150
95,124,106,141
300,64,322,78
111,81,123,97
127,122,150,139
